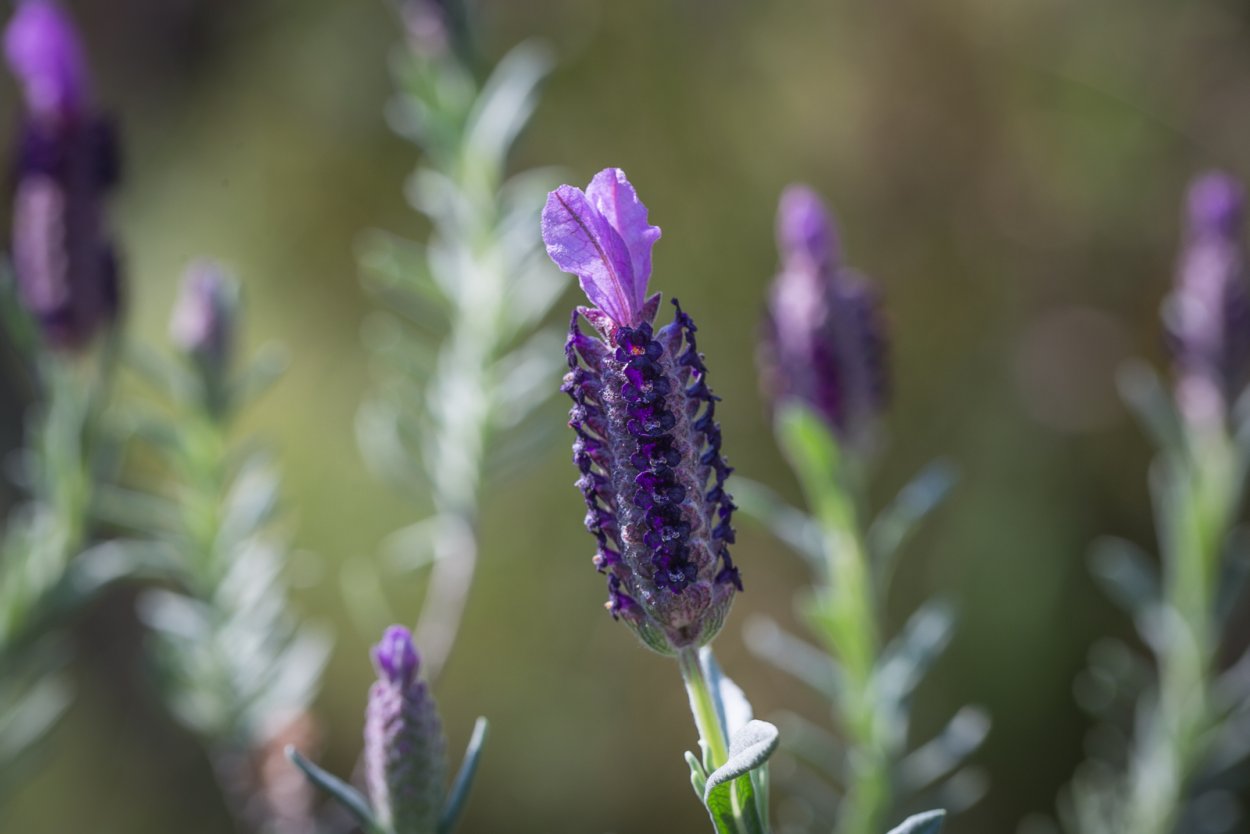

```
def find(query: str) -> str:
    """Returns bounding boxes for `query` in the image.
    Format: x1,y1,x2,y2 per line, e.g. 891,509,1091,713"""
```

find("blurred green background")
4,0,1250,831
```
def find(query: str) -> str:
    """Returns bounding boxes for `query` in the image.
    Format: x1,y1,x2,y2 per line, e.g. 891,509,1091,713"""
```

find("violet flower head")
170,260,238,370
542,168,740,655
365,625,446,834
5,0,120,351
1166,171,1250,429
759,184,888,448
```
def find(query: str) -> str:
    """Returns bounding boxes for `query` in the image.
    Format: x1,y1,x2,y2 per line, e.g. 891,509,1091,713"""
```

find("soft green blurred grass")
6,0,1250,831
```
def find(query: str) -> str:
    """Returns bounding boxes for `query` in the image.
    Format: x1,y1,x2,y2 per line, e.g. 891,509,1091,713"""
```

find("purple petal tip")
372,625,420,686
777,184,838,270
5,0,89,120
1187,172,1245,239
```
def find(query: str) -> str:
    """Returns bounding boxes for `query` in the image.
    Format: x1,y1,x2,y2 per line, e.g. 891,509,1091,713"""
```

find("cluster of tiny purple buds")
365,625,446,834
760,184,888,447
542,168,740,655
1165,171,1250,430
5,0,120,351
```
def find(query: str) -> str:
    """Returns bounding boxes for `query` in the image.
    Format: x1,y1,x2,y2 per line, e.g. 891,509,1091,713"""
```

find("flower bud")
170,260,238,370
759,185,888,448
5,0,120,351
543,169,740,655
364,626,446,834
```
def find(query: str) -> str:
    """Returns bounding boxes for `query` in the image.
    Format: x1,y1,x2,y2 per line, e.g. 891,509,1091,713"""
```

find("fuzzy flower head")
1166,171,1250,430
759,184,888,449
365,626,446,834
5,0,120,351
543,169,740,655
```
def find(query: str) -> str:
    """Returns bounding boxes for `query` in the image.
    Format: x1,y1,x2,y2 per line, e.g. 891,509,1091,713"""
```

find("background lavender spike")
759,184,888,451
1165,171,1250,430
6,0,120,351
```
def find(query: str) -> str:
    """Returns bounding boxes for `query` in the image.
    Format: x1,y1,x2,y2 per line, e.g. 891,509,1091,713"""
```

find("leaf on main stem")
285,746,378,832
886,809,946,834
438,716,489,834
703,720,779,834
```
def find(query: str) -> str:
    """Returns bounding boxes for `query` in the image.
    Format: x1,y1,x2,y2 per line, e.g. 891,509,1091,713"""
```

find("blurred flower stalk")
354,0,565,680
109,261,329,834
0,0,123,793
1064,172,1250,834
740,187,985,833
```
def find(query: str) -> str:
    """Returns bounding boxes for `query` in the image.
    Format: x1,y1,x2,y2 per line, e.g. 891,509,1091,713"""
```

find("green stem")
678,647,730,769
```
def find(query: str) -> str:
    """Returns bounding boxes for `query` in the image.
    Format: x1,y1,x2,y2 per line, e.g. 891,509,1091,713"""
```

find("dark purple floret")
545,169,738,654
1166,171,1250,428
759,184,888,448
5,0,120,351
364,625,445,834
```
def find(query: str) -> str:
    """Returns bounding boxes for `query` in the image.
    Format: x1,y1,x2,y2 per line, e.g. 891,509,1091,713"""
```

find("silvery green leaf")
743,615,842,700
731,476,825,572
227,343,289,410
869,459,958,593
219,458,283,548
92,485,181,534
686,750,708,798
0,673,70,762
1217,528,1250,626
356,399,430,495
126,342,195,403
935,767,989,814
1088,536,1159,616
286,746,381,832
886,809,946,834
700,647,752,736
438,717,489,834
703,720,779,834
464,42,554,176
898,706,990,792
492,330,564,426
1118,360,1183,453
772,710,844,777
876,599,954,711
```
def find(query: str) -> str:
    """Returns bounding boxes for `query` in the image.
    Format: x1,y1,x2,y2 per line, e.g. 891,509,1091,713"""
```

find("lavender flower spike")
759,184,888,448
543,168,740,655
365,625,447,834
1166,171,1250,429
5,0,120,350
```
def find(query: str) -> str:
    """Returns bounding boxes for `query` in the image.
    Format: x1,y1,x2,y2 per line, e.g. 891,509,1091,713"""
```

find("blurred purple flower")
544,168,738,655
1166,171,1250,429
170,260,237,370
759,184,888,447
5,0,120,351
365,625,445,834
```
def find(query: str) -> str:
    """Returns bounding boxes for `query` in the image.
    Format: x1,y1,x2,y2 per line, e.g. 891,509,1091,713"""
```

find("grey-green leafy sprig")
353,0,564,681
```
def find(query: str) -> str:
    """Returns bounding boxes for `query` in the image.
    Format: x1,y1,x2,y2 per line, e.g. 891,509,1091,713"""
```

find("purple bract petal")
5,0,89,122
543,184,638,327
586,168,661,311
776,184,838,273
543,169,663,328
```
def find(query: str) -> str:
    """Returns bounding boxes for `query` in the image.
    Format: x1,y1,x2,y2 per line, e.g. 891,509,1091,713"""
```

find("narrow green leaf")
685,750,708,799
1117,361,1182,453
886,809,946,834
869,459,958,592
438,716,489,834
703,720,779,834
285,746,379,832
731,476,824,572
